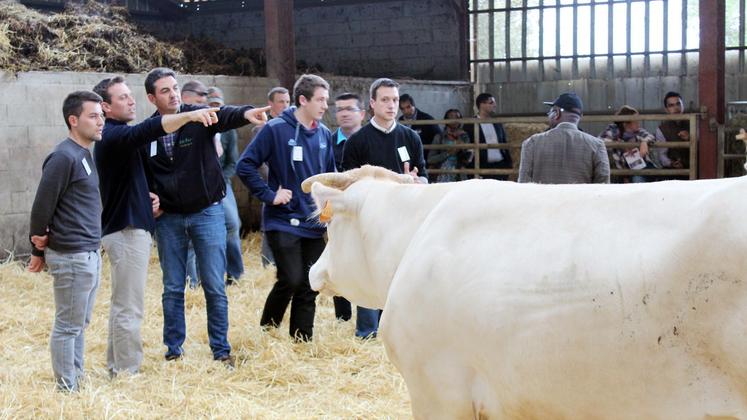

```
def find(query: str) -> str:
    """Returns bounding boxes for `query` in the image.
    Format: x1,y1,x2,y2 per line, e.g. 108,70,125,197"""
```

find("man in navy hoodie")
237,74,335,341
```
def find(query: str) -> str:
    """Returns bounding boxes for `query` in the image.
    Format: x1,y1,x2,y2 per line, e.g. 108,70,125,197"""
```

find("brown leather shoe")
217,354,235,369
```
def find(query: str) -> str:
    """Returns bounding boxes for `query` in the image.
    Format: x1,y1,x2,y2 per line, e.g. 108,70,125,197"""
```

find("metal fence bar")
681,0,687,75
741,0,746,73
607,0,614,79
663,0,669,74
400,113,699,180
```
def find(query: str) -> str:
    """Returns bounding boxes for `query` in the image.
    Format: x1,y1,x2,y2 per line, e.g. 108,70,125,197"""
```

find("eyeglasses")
336,106,361,112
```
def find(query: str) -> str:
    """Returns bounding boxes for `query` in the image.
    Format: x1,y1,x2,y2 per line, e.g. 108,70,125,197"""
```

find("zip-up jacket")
146,103,253,214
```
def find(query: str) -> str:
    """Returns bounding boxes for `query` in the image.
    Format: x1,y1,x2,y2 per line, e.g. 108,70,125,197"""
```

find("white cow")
302,166,747,420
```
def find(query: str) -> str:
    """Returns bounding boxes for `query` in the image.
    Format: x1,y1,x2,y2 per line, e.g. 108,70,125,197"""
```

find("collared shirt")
370,117,397,134
336,129,348,145
479,119,504,163
159,131,177,160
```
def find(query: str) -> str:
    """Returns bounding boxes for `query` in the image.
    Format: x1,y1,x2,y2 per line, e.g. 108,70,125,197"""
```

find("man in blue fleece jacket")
237,74,335,341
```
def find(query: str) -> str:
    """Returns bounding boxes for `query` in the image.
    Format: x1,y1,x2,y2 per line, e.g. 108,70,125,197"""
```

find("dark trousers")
333,296,352,321
262,231,325,341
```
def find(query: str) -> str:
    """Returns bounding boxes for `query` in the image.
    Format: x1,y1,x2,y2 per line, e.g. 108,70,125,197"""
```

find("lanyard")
289,123,327,179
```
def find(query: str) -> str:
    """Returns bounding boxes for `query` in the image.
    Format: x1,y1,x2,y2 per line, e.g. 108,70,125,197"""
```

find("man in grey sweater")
28,91,105,392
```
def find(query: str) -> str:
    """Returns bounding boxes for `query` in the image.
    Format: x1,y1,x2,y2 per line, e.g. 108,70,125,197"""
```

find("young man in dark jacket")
92,76,221,377
237,74,335,341
463,93,513,180
143,67,268,366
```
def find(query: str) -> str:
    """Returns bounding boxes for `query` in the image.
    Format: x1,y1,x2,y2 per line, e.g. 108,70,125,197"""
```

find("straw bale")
0,233,410,418
0,0,263,76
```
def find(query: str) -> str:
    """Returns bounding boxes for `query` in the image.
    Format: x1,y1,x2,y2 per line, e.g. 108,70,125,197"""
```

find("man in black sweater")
143,67,268,367
341,78,427,338
92,76,222,376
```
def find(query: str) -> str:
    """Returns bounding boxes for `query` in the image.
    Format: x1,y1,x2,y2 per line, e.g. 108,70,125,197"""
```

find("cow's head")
302,165,414,309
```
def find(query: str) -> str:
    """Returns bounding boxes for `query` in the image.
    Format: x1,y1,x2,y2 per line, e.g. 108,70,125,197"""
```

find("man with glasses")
518,93,610,184
655,91,690,172
463,93,513,180
332,93,366,173
329,93,366,323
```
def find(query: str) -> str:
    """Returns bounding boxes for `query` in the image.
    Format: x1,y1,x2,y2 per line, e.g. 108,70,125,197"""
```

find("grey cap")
206,86,225,106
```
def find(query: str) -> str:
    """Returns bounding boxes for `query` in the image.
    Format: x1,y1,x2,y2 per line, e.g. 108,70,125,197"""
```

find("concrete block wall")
0,70,276,259
139,0,463,80
0,71,471,258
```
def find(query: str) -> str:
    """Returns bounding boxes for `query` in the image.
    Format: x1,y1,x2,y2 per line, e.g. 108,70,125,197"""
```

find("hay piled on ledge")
0,233,410,418
0,0,264,76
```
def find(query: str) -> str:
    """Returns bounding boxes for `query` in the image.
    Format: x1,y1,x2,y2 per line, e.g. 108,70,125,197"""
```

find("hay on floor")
0,233,410,418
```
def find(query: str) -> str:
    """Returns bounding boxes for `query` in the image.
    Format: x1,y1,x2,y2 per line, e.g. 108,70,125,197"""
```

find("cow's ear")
310,182,346,222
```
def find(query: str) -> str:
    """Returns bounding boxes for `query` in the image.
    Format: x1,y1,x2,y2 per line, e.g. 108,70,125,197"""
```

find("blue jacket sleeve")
236,125,276,204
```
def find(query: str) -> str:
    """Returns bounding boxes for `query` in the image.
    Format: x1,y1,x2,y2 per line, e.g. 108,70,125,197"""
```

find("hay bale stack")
0,233,410,417
0,0,263,76
504,122,548,168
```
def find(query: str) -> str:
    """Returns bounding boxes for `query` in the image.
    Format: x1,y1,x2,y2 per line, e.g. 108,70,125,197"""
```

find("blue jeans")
155,204,231,359
186,242,199,288
223,186,243,279
46,248,101,391
356,307,382,338
186,188,243,284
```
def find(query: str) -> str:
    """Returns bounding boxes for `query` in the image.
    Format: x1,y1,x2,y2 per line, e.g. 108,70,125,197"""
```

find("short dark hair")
292,74,329,107
475,93,494,109
399,93,414,106
663,91,683,107
369,78,399,100
615,105,639,133
268,86,289,102
93,76,126,104
443,108,462,119
62,91,102,130
335,92,363,109
144,67,177,95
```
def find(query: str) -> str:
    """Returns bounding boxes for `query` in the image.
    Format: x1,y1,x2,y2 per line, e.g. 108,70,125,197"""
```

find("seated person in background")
655,91,690,172
427,109,473,183
599,105,660,183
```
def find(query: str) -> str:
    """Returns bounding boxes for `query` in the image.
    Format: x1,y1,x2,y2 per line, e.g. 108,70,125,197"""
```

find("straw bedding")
0,233,410,418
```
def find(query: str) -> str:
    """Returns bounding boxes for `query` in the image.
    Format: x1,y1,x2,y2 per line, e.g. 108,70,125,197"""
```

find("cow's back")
381,178,747,419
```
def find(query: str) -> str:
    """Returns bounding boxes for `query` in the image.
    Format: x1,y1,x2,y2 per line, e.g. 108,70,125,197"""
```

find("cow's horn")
301,172,354,193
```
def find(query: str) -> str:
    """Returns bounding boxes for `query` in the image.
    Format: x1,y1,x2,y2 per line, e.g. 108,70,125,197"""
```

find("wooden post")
264,0,295,90
697,0,725,179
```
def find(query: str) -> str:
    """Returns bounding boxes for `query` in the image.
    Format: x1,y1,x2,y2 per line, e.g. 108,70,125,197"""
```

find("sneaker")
217,354,235,369
225,276,238,286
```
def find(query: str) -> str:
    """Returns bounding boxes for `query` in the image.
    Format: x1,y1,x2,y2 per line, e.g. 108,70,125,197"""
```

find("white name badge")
397,146,410,162
293,146,304,162
150,141,157,157
82,158,92,176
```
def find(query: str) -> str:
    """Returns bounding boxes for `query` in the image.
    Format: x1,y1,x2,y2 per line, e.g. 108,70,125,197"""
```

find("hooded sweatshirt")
236,106,335,238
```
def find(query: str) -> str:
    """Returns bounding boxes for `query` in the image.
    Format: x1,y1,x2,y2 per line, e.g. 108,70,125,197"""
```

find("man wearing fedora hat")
518,93,610,184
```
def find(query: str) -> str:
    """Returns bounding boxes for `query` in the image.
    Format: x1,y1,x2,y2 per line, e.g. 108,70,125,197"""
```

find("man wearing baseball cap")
518,93,610,184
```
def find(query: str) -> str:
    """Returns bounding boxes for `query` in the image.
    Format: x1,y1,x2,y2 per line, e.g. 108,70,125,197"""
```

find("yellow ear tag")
319,201,333,223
